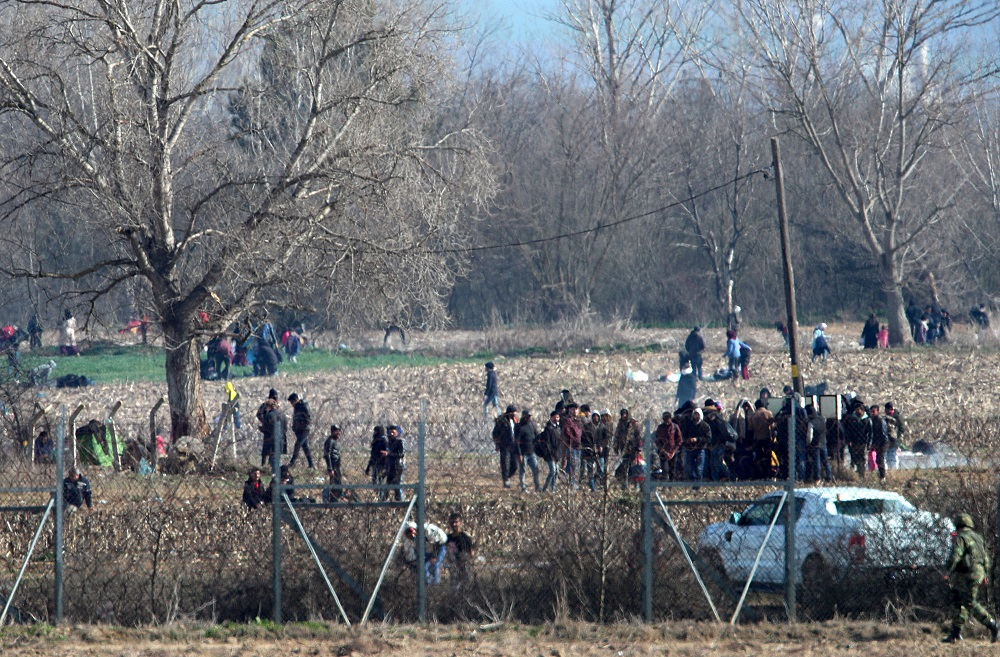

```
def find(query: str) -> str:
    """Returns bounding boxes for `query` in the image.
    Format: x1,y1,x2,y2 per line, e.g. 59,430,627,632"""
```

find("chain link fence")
0,394,990,626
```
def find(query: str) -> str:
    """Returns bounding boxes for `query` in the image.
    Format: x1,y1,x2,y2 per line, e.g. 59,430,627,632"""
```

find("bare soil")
0,621,993,657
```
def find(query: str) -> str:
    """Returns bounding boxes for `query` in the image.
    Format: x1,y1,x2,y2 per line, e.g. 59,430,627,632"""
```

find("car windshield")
739,497,804,526
833,498,916,516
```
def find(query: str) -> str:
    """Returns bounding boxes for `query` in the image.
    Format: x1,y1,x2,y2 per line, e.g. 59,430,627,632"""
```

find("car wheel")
697,548,734,614
799,554,835,620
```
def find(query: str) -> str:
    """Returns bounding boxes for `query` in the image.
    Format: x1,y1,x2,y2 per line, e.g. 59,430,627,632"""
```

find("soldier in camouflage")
943,513,998,643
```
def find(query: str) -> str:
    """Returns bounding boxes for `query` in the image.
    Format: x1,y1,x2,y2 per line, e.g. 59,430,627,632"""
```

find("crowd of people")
484,358,908,491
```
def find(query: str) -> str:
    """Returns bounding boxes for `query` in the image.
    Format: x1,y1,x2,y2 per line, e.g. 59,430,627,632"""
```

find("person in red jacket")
655,412,683,480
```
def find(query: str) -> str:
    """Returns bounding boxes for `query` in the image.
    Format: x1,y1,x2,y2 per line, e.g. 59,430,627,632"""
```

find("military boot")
942,626,963,643
989,620,999,643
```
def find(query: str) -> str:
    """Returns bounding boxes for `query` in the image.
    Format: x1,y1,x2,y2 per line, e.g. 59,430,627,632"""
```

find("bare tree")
0,0,493,437
732,0,1000,344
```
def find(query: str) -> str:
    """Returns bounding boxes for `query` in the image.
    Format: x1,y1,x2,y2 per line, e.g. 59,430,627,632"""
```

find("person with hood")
861,314,879,350
515,409,540,493
491,405,519,488
811,323,831,362
386,425,406,501
588,411,611,490
681,407,711,481
943,513,999,643
684,327,706,380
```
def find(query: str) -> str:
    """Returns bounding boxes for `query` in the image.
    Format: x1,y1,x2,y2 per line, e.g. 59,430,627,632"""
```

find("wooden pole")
771,137,803,395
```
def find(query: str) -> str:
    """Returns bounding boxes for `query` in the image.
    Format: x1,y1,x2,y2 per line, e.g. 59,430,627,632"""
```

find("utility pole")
771,137,803,395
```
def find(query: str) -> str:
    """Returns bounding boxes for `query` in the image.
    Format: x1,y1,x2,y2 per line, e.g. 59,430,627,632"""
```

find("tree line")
0,0,998,436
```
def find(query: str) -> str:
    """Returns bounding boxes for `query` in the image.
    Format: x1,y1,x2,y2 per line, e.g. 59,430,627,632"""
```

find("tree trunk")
882,256,910,347
162,319,208,439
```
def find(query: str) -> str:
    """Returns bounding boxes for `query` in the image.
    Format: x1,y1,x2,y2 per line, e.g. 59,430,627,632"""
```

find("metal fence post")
271,427,282,624
54,405,65,624
785,397,797,622
416,400,427,622
641,419,653,622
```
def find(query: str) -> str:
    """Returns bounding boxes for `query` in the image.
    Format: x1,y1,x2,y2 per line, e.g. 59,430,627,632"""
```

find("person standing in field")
446,512,475,589
515,409,540,492
287,392,314,469
385,425,406,501
538,411,562,493
259,397,287,467
483,362,500,419
561,403,583,490
27,313,42,350
323,425,342,502
885,402,905,470
684,327,706,380
366,426,389,494
59,309,78,356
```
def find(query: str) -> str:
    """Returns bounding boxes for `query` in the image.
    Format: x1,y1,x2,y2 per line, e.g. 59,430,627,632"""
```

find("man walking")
287,393,314,469
492,405,518,488
943,513,998,643
483,362,500,419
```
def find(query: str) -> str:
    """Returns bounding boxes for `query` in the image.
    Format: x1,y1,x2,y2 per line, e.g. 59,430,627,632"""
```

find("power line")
433,167,770,254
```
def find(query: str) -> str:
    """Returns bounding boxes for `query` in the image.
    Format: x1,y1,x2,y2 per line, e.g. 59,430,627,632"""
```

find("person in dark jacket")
27,313,42,350
675,367,698,408
538,411,562,492
702,400,733,482
842,403,872,479
483,362,500,419
242,467,267,509
589,411,611,489
681,407,711,481
805,405,832,482
259,398,287,467
366,426,388,489
287,393,314,469
861,314,879,350
515,410,540,492
323,425,342,502
868,405,889,481
492,405,518,488
63,468,93,510
684,327,706,380
386,425,406,501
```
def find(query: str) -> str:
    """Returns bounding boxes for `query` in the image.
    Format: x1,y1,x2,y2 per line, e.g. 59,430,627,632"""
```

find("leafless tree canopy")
0,0,494,435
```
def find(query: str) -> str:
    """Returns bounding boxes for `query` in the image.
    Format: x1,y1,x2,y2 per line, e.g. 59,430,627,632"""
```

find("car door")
724,496,804,586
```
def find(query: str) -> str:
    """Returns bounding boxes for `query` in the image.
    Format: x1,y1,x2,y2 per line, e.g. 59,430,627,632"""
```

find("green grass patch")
15,345,466,384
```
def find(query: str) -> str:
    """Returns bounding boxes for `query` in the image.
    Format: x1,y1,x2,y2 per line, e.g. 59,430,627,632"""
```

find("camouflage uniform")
944,513,998,643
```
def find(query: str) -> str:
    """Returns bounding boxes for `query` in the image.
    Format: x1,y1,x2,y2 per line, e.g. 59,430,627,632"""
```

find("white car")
698,487,954,616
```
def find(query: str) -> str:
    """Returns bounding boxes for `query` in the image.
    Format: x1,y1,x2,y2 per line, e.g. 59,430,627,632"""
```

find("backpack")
710,414,739,448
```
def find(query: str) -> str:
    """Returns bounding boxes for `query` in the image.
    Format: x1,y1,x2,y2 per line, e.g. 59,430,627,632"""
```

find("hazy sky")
468,0,559,41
